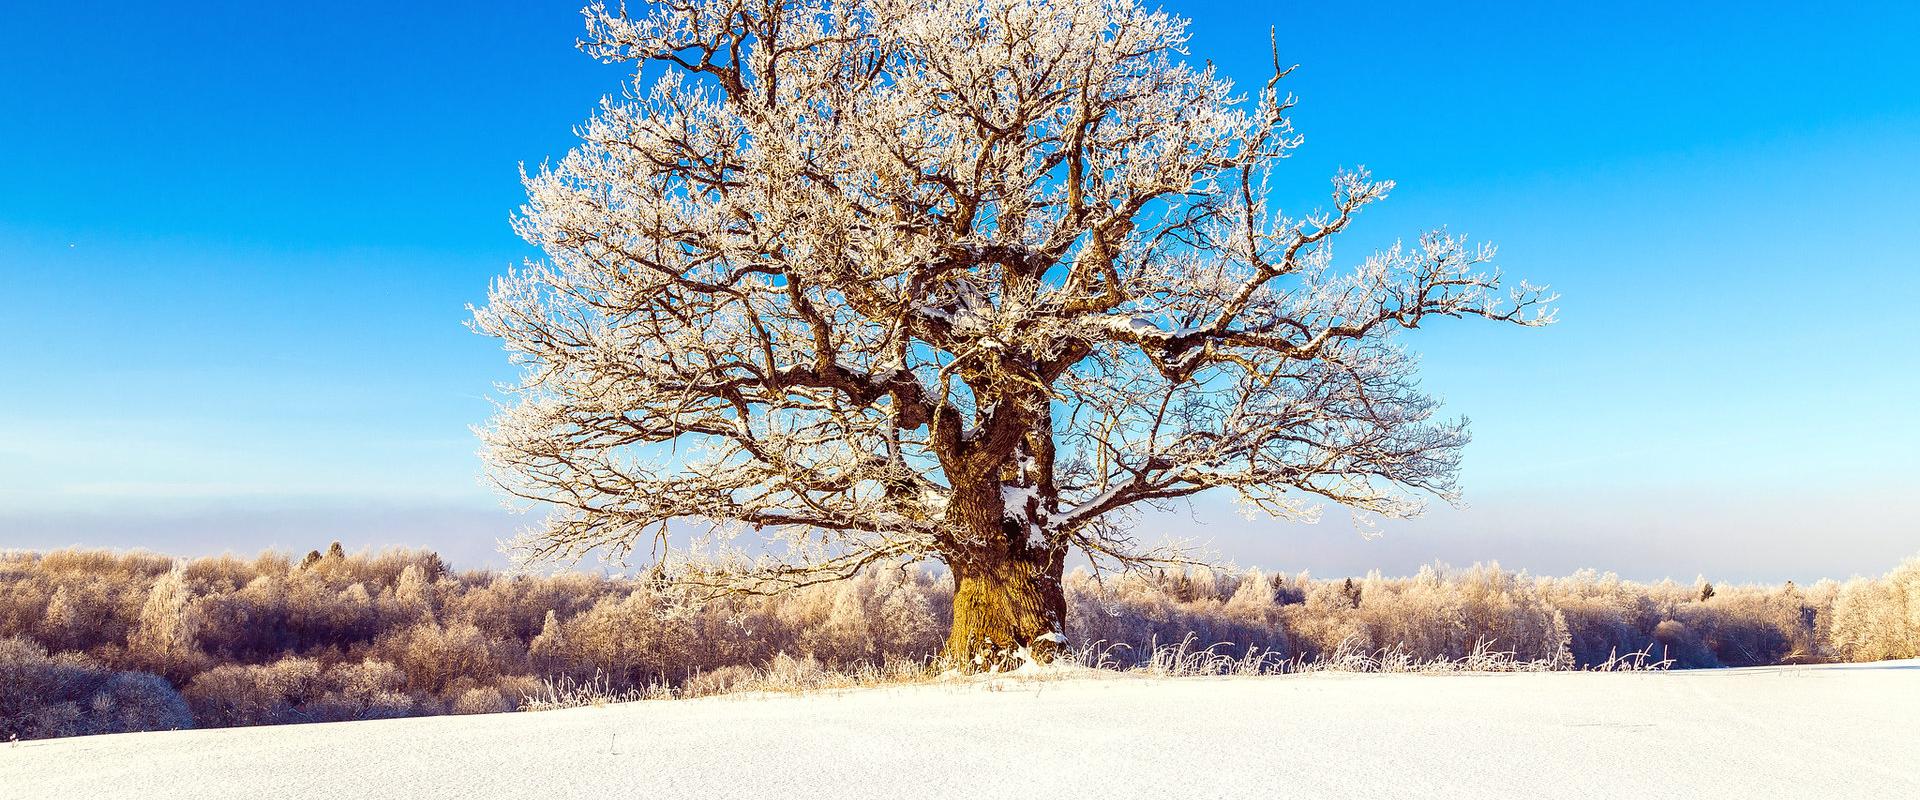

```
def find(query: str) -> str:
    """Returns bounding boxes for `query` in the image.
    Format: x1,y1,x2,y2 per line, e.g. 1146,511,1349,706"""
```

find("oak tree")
474,0,1553,666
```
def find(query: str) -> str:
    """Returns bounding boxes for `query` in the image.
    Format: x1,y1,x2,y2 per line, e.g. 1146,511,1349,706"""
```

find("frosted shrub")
1064,569,1289,667
550,590,671,686
193,576,291,660
392,564,435,622
379,622,497,692
1649,619,1710,666
528,609,568,671
307,659,419,722
127,564,203,680
1222,569,1284,629
183,657,324,727
0,637,192,740
752,652,832,692
36,587,82,653
783,568,945,666
1672,589,1803,666
1540,570,1669,666
1282,580,1374,659
85,671,194,733
452,687,511,715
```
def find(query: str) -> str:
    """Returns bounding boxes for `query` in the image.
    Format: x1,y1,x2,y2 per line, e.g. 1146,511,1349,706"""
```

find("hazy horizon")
5,484,1913,585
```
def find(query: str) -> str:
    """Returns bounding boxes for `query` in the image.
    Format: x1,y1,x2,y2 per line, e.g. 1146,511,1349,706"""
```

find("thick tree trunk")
944,552,1067,669
937,442,1068,670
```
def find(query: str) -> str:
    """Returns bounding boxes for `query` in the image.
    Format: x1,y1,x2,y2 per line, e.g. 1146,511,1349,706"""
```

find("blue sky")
2,1,1916,581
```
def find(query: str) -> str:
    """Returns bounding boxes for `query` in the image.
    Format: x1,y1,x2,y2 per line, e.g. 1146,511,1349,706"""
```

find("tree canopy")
474,0,1553,661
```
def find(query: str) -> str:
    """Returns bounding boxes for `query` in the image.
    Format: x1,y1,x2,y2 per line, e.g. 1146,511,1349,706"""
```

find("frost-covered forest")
4,546,1916,741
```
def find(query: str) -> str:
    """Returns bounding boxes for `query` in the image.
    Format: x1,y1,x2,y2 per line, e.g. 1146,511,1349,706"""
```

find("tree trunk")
938,458,1068,670
944,552,1067,669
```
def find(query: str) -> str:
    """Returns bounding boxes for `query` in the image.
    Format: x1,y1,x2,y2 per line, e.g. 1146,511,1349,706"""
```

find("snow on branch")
474,0,1555,586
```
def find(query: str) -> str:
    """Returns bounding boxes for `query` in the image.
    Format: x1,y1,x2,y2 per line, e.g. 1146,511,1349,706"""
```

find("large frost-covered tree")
475,0,1554,665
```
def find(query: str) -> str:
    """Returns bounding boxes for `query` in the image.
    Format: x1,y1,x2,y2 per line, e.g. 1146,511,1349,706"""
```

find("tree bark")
944,551,1067,669
937,435,1069,670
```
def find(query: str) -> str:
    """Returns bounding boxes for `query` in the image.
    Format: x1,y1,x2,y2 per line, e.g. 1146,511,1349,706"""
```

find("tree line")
3,546,1915,740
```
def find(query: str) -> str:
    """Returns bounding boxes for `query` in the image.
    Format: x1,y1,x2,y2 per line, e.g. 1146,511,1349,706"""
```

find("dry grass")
518,671,655,711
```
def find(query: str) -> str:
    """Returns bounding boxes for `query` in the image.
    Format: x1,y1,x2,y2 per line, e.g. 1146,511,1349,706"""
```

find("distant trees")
1828,557,1920,661
4,547,1918,741
473,0,1553,666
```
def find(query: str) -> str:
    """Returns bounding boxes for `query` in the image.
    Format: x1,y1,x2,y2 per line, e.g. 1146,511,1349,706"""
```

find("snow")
1000,484,1038,513
1000,484,1051,547
1096,314,1210,339
1101,313,1169,336
5,661,1917,799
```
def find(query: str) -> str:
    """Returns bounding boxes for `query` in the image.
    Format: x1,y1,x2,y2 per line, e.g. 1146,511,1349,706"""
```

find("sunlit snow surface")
6,661,1916,799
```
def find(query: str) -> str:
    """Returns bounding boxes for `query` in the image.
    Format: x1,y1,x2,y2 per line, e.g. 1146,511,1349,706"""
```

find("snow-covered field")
5,661,1916,799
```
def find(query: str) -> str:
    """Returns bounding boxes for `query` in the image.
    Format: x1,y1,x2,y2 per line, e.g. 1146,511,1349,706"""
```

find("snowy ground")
5,661,1916,799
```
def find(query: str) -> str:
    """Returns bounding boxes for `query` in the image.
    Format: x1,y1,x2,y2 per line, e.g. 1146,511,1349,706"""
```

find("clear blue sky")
2,1,1915,581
